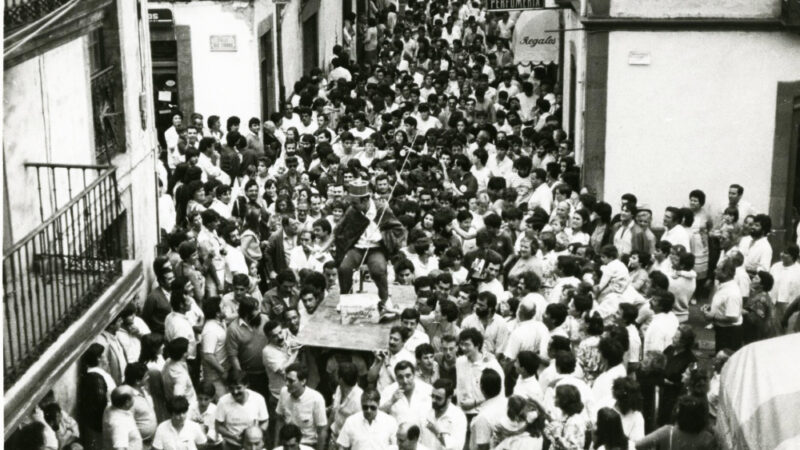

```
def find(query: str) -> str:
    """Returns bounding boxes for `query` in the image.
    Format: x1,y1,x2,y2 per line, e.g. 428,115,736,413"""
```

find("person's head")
663,206,681,229
728,184,744,205
475,291,497,318
715,258,736,283
337,361,358,390
781,244,800,266
394,360,417,393
751,213,772,238
670,324,696,352
544,302,568,330
389,325,408,354
431,378,454,413
516,350,540,378
226,369,250,403
397,422,421,450
361,389,381,421
594,408,628,450
165,337,189,362
555,384,583,416
123,362,148,389
241,425,266,450
555,350,577,375
110,386,135,410
612,376,643,414
277,424,301,450
458,327,484,356
675,395,709,433
197,380,216,411
167,395,190,429
650,288,676,314
479,368,502,399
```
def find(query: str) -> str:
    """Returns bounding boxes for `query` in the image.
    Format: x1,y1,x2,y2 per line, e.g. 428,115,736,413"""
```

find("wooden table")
296,283,417,351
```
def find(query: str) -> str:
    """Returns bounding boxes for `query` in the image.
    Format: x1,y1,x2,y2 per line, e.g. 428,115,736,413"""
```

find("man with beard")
216,371,269,448
226,296,270,399
219,221,249,287
421,378,467,450
334,180,406,314
379,361,432,428
744,214,773,275
460,292,510,358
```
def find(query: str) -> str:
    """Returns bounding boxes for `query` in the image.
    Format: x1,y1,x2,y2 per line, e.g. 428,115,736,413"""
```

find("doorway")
260,31,275,120
151,40,180,149
302,14,318,75
769,81,800,254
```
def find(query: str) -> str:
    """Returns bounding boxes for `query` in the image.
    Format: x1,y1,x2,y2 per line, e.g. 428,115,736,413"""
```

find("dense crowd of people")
12,0,800,449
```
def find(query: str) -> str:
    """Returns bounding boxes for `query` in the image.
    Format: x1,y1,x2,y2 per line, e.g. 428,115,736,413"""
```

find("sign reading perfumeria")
512,10,560,64
487,0,546,12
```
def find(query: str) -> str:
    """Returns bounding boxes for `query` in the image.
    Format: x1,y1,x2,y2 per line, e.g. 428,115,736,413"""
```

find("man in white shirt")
400,308,431,354
662,207,691,250
276,364,327,450
460,292,510,357
215,372,269,448
527,169,552,213
643,289,680,354
368,326,416,392
200,298,229,398
421,378,467,450
152,396,207,450
379,361,433,428
501,297,550,363
337,390,398,450
261,321,300,402
704,259,744,352
743,214,773,275
454,328,504,417
468,368,506,450
770,245,800,331
512,351,544,403
590,337,627,420
415,104,442,135
103,386,144,450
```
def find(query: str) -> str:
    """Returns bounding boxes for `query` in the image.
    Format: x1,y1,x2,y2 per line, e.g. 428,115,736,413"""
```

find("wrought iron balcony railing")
4,0,73,32
3,163,127,388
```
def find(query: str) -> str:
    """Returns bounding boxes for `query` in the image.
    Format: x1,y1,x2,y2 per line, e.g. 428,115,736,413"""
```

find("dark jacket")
264,230,290,275
142,287,171,334
219,145,241,182
333,204,407,264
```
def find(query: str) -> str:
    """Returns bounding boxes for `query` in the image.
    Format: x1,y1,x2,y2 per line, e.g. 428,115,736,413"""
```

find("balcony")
4,0,73,31
3,163,127,387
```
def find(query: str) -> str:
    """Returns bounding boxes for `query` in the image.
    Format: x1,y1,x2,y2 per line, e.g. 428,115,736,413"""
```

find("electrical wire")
4,0,81,59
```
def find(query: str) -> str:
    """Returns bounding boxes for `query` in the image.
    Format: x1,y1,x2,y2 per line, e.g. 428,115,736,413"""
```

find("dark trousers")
338,247,389,302
714,324,743,353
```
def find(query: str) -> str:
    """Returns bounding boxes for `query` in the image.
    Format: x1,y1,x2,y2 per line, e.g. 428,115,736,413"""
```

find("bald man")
397,422,428,450
241,425,264,450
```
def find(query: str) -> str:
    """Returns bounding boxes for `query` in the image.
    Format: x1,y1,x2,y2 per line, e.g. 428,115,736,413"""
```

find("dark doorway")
769,81,800,254
151,40,180,149
787,97,800,243
302,14,318,75
569,53,576,142
260,31,275,120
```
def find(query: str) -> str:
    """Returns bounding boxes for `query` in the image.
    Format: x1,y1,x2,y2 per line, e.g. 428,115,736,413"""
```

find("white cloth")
590,363,627,419
662,225,691,250
710,280,743,326
380,381,433,427
420,404,468,450
744,237,772,273
151,420,207,450
502,320,550,360
215,390,269,446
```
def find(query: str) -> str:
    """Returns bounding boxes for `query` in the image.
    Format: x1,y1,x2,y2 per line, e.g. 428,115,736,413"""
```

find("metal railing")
4,0,72,32
91,66,125,164
3,163,127,387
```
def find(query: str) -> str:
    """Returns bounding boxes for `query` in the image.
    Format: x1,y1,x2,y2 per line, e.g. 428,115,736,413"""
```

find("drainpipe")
275,0,288,106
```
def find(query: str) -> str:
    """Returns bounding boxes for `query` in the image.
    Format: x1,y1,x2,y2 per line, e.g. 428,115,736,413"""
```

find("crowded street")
4,0,800,449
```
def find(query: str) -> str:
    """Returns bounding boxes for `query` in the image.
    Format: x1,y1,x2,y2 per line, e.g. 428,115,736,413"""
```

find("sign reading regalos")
487,0,545,11
512,10,560,65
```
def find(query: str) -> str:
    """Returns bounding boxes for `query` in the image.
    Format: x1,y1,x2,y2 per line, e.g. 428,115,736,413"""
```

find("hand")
426,419,441,435
391,389,405,404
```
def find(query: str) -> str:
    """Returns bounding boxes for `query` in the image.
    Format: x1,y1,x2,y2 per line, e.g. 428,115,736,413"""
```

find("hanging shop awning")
512,9,560,65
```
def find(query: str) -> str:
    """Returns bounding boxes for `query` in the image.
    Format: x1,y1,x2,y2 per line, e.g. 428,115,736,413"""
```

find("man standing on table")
334,180,406,314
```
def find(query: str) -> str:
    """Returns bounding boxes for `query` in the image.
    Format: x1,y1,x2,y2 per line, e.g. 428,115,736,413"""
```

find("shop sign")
210,35,237,52
487,0,546,11
513,10,560,64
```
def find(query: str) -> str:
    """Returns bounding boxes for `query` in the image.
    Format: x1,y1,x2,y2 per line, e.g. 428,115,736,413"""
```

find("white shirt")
502,319,550,360
336,411,398,450
152,420,207,450
643,312,679,354
770,261,800,304
710,280,743,326
377,349,416,392
590,364,627,419
528,182,553,212
662,225,691,250
421,404,468,450
215,390,269,446
404,328,431,353
380,381,433,427
613,222,635,255
469,395,507,450
356,200,382,249
276,387,328,445
200,319,228,376
103,407,143,450
744,236,772,273
455,354,505,414
513,375,544,403
165,311,197,359
626,324,642,364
